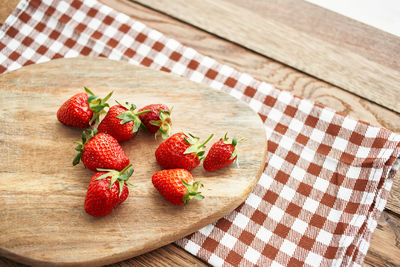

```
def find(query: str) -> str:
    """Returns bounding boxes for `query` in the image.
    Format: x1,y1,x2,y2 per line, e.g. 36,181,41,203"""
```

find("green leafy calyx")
96,164,134,196
115,101,150,134
85,87,113,125
181,179,204,205
183,133,214,161
72,128,98,166
221,132,245,160
150,107,173,140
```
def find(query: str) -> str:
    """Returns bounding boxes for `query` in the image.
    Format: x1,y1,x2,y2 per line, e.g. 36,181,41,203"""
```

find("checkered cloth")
1,0,400,266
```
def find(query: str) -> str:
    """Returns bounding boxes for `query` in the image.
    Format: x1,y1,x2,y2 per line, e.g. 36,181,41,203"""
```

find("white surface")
305,0,400,37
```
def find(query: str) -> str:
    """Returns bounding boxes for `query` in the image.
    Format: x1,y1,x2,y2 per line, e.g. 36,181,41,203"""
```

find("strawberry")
84,164,134,217
155,132,213,170
57,87,112,128
152,169,204,205
73,129,130,171
138,104,172,139
98,102,149,142
203,133,244,171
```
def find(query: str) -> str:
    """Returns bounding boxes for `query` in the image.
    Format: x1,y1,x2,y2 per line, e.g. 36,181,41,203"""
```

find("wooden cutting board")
0,57,267,266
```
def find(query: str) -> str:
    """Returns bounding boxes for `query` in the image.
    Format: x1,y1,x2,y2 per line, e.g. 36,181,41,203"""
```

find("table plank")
105,245,208,267
0,244,209,266
132,0,400,113
364,211,400,267
0,0,400,266
230,0,400,70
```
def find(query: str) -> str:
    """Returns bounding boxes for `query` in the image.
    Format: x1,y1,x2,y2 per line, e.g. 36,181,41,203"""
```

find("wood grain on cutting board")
0,57,267,266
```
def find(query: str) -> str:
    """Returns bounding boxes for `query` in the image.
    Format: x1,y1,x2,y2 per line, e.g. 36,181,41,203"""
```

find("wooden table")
1,0,399,266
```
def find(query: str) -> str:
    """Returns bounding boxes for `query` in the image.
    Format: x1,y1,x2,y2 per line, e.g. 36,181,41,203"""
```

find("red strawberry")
73,129,130,171
155,132,213,170
138,104,172,139
84,164,134,217
203,133,244,171
57,87,112,128
98,102,149,142
152,169,204,205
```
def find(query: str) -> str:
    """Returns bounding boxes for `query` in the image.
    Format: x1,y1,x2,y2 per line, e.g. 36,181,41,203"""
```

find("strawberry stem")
183,133,214,161
115,102,150,134
136,109,151,115
199,134,214,148
72,129,98,166
119,164,132,175
220,133,246,160
237,137,246,143
181,179,204,205
153,107,172,140
84,87,95,96
96,164,134,196
84,87,113,125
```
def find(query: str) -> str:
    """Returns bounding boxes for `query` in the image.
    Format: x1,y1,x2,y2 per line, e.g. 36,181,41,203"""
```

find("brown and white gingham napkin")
1,0,400,266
